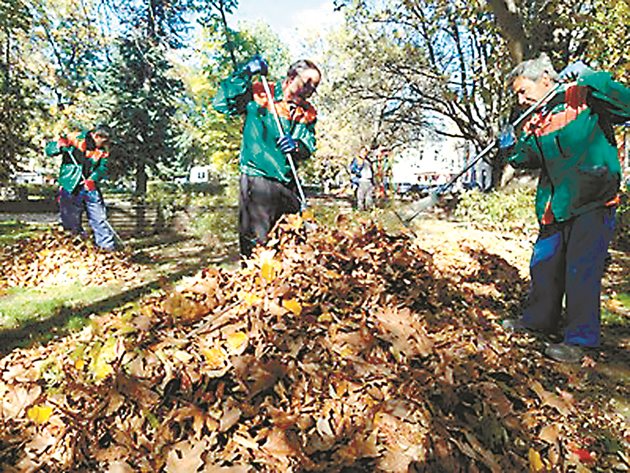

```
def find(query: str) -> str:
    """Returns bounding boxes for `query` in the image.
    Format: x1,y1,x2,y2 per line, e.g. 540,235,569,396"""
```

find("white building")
392,130,492,191
13,171,45,185
188,165,214,183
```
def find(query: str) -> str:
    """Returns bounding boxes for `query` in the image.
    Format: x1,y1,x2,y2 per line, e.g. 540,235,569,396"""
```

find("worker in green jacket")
213,55,321,257
500,53,629,363
45,125,116,250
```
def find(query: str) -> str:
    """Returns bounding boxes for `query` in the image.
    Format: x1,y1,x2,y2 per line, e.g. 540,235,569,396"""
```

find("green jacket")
212,68,317,184
45,130,109,193
508,70,629,224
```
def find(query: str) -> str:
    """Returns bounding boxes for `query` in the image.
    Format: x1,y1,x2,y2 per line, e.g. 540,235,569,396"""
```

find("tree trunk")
135,158,148,235
486,0,528,63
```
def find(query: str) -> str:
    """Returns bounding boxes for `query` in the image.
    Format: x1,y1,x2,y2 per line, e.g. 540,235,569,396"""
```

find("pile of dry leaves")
0,230,142,290
0,216,627,472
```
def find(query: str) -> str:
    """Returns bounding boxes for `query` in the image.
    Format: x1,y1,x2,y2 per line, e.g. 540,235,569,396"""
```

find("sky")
229,0,343,56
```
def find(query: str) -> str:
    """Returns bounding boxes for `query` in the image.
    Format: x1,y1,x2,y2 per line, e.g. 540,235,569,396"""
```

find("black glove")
277,134,298,154
558,61,588,83
243,54,268,76
497,124,516,150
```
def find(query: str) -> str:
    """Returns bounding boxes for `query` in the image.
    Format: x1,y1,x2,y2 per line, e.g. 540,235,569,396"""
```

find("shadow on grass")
0,244,240,354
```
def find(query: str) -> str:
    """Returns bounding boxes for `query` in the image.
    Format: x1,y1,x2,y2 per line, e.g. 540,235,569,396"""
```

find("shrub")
454,186,537,233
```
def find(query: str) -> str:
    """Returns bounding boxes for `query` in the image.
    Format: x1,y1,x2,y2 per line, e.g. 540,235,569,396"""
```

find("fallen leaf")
528,447,544,472
26,404,53,424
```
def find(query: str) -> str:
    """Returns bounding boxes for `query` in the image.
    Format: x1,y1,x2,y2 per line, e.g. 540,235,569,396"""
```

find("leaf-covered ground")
0,215,628,472
0,230,143,291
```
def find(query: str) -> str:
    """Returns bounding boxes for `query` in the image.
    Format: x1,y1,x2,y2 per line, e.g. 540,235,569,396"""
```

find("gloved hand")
277,134,298,154
497,124,516,149
558,61,588,82
243,54,268,76
84,179,97,191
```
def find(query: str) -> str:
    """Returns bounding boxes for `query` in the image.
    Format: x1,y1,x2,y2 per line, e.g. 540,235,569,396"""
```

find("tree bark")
486,0,528,63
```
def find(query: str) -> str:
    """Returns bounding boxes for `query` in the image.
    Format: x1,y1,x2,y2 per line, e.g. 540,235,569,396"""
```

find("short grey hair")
507,53,558,84
286,59,321,80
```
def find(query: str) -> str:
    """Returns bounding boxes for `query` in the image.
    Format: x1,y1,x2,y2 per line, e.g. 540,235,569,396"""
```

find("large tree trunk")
486,0,528,63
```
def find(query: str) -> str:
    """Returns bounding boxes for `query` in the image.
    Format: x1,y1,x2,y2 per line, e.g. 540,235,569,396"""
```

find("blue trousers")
522,207,616,347
59,188,116,250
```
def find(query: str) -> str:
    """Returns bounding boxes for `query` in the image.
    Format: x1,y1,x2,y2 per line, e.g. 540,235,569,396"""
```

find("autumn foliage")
0,230,142,291
0,216,626,472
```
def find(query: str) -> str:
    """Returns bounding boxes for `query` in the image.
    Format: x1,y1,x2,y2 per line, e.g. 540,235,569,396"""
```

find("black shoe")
544,343,584,363
501,318,532,334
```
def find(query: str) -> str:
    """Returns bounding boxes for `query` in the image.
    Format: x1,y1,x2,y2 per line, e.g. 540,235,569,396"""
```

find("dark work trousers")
239,174,300,258
59,187,116,250
521,206,616,347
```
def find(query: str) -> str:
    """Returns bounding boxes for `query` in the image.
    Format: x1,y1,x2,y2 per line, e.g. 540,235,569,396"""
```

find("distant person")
45,125,116,251
374,146,391,200
213,55,321,258
500,54,629,363
349,146,375,210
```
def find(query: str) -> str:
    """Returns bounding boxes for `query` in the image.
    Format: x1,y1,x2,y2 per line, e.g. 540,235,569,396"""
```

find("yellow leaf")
529,447,544,472
225,332,248,354
318,313,333,323
74,359,85,370
282,299,302,316
89,337,124,381
288,214,303,230
302,209,314,220
201,347,228,370
259,250,281,281
93,360,114,380
27,404,53,424
241,291,262,306
261,259,276,281
339,346,354,358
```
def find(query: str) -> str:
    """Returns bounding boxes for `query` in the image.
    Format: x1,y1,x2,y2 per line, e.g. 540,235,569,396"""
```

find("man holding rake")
213,55,321,258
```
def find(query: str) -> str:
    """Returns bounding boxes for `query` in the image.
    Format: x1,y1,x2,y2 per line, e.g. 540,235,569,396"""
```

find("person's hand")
497,124,516,149
277,134,298,154
558,61,588,82
84,179,97,191
58,136,70,148
243,54,268,76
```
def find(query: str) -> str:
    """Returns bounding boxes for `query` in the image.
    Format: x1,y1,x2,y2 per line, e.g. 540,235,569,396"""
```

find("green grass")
0,220,47,246
0,283,124,331
617,292,630,308
602,292,630,327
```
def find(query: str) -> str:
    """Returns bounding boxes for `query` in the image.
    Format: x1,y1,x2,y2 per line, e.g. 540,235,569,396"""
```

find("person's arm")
213,56,268,116
44,131,81,157
579,69,630,123
87,151,109,185
212,69,253,116
290,118,317,160
349,158,359,175
507,132,542,170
